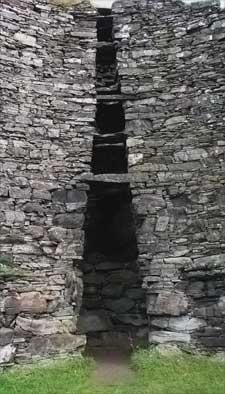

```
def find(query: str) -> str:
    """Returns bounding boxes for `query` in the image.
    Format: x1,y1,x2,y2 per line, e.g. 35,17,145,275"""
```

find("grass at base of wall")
49,0,93,8
130,349,225,394
1,350,225,394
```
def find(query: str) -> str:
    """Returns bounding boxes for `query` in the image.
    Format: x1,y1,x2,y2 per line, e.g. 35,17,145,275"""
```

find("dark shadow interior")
92,134,128,174
97,15,113,42
96,102,125,133
84,183,138,261
97,8,112,16
96,9,120,96
78,8,147,350
79,183,147,348
96,43,116,65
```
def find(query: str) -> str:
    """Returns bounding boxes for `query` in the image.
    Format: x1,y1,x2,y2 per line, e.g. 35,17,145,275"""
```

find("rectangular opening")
96,102,125,134
97,16,113,42
92,134,127,174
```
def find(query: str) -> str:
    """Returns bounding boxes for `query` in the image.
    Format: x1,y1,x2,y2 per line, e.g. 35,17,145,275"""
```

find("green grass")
49,0,92,7
1,350,225,394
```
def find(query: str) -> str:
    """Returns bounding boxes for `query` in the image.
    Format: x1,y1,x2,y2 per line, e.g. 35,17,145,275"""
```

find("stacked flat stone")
113,0,225,350
0,0,96,365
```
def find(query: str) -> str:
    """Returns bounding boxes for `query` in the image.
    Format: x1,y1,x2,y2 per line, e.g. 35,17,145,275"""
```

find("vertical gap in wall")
78,8,147,352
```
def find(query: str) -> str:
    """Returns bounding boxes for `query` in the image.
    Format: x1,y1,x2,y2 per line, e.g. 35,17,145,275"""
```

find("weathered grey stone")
55,241,82,258
147,292,188,316
28,226,44,240
149,331,191,344
128,153,143,166
48,227,68,242
155,214,169,232
33,190,51,201
14,32,36,47
19,293,47,314
193,254,225,267
174,148,208,162
133,194,166,214
12,244,41,255
53,214,84,229
165,116,187,126
152,316,206,331
164,257,192,266
9,187,31,200
0,328,13,346
4,296,20,315
0,344,16,364
24,202,44,215
16,316,75,336
218,296,225,315
132,49,161,59
5,210,25,225
28,334,86,356
4,292,48,317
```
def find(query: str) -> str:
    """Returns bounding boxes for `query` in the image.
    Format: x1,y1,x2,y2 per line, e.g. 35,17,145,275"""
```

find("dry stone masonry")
1,0,225,366
113,0,225,350
0,0,96,364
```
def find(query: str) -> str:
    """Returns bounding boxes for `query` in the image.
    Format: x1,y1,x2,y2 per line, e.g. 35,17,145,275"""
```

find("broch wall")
0,0,96,364
1,0,225,366
113,0,225,349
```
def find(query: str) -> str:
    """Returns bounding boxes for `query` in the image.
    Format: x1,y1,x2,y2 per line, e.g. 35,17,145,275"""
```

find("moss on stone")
0,256,29,281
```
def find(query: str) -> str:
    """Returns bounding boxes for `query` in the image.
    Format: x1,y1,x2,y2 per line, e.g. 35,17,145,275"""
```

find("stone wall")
113,0,225,350
0,0,96,364
1,0,225,366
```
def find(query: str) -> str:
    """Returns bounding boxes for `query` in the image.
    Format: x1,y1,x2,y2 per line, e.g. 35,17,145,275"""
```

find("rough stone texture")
0,344,16,364
113,0,225,350
0,0,96,364
1,0,225,365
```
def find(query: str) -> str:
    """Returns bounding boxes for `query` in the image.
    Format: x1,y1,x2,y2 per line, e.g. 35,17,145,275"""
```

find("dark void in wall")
96,102,125,134
79,183,147,347
92,133,127,174
84,183,137,259
78,8,147,349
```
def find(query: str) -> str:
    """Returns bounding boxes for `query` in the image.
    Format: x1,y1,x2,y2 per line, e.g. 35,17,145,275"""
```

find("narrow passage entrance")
78,8,147,351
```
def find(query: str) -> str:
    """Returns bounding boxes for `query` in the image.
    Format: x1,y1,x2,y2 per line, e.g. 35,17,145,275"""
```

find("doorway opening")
79,182,147,348
78,7,147,351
